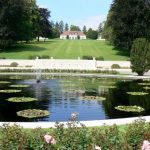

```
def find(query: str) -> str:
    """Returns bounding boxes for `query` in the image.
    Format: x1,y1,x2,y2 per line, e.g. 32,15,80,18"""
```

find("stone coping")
0,72,150,79
0,116,150,128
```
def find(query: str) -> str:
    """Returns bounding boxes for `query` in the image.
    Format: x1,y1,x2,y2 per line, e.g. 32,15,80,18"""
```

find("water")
0,75,150,122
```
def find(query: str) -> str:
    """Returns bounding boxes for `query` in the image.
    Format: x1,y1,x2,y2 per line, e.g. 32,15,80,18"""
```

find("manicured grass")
0,39,129,60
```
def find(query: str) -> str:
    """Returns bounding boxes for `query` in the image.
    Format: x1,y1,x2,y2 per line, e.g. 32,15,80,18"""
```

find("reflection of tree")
102,80,150,119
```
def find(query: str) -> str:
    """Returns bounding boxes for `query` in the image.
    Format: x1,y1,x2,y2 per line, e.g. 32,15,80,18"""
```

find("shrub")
111,64,120,69
28,55,41,60
131,38,150,76
0,124,28,150
125,119,150,149
54,113,93,150
10,62,18,67
82,55,93,60
96,56,104,61
91,124,123,150
41,55,50,59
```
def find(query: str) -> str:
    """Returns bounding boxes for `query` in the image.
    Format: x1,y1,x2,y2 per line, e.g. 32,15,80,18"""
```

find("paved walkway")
0,116,150,128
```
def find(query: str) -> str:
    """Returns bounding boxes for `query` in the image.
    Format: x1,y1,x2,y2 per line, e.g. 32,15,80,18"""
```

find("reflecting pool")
0,75,150,122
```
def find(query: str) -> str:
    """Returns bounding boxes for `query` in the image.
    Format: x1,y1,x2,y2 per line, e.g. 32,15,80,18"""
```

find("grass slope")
0,39,129,60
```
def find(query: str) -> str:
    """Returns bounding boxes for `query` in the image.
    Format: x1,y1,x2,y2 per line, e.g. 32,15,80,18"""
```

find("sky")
37,0,112,30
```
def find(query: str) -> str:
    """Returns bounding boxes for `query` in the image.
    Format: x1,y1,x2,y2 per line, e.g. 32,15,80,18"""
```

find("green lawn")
0,39,129,60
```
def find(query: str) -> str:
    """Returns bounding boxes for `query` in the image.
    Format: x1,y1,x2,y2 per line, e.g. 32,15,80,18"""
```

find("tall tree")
108,0,150,50
0,0,37,49
98,22,103,34
59,21,64,33
70,25,81,31
82,25,87,34
65,23,69,31
36,7,52,42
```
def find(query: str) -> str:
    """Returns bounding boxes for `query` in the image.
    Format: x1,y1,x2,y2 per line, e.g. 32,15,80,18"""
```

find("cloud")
71,15,107,30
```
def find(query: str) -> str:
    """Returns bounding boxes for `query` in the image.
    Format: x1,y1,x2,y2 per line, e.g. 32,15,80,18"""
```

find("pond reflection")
0,75,149,122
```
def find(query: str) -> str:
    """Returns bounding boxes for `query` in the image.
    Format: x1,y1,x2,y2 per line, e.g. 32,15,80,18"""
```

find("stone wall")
0,59,131,70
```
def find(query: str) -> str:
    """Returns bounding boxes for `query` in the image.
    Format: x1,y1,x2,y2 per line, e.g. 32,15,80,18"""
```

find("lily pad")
138,83,150,86
115,105,144,113
9,76,23,80
0,81,11,84
7,97,37,102
0,89,21,93
17,109,50,118
81,96,106,101
10,85,30,88
99,86,117,89
143,86,150,90
127,92,148,96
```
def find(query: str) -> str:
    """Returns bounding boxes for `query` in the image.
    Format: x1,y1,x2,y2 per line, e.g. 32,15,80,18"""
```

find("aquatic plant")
10,85,30,88
99,86,117,89
0,81,11,84
0,89,21,93
115,105,144,113
9,76,23,80
127,92,148,96
138,83,150,86
7,97,37,102
17,109,50,118
81,96,106,101
143,86,150,90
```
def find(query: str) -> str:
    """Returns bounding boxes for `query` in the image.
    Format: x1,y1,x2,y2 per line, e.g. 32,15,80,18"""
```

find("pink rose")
44,135,56,145
142,140,150,150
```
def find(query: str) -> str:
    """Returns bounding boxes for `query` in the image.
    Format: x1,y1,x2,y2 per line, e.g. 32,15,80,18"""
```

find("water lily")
44,135,56,145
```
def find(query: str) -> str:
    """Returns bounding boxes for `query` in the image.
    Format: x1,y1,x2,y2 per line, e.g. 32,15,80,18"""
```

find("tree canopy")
107,0,150,51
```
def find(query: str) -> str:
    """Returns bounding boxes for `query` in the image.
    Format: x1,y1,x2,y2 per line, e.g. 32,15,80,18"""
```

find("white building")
60,31,86,40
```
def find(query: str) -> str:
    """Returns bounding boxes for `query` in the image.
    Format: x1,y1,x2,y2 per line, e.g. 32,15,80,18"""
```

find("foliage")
82,55,93,60
70,25,81,31
54,114,93,150
65,23,69,31
0,0,37,49
95,56,104,61
82,25,87,35
91,124,123,150
0,124,28,150
125,119,150,149
10,62,18,67
111,64,120,69
115,105,145,113
130,38,150,76
36,7,52,41
87,28,98,39
0,119,150,149
107,0,150,50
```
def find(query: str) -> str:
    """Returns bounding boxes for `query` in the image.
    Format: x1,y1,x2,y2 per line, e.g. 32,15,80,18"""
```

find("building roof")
60,31,86,36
